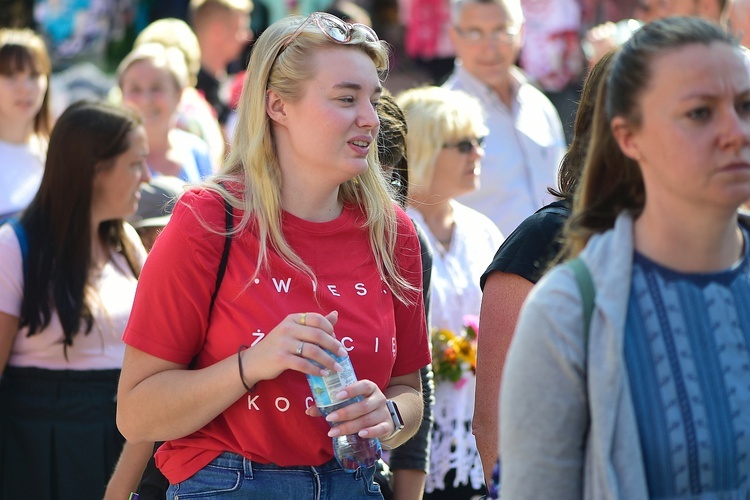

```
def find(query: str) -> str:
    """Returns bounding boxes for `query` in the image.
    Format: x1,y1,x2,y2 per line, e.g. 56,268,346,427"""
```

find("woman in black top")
472,50,617,486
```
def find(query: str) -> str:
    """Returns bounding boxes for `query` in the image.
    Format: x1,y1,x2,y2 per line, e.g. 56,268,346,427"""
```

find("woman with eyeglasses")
115,12,430,500
396,85,503,499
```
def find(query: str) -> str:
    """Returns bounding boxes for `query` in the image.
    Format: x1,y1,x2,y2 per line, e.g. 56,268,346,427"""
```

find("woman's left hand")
306,379,394,439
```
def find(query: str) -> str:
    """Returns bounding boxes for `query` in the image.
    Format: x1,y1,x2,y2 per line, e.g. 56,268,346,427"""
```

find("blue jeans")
166,451,383,499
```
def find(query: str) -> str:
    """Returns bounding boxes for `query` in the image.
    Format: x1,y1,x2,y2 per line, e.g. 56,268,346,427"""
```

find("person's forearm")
382,382,423,449
474,413,499,486
474,272,534,484
103,441,154,500
117,352,249,443
389,364,434,472
0,311,20,377
392,469,427,500
474,330,501,486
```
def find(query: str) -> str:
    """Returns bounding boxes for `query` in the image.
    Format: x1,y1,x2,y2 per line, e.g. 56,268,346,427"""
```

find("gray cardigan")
499,212,649,499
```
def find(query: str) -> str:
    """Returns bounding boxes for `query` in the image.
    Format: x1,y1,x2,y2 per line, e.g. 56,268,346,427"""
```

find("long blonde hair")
209,15,416,303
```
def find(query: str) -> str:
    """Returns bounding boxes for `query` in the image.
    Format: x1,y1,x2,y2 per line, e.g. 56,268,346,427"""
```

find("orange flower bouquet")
431,315,479,386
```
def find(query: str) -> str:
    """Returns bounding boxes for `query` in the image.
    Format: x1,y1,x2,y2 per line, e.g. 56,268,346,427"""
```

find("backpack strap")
7,218,28,274
566,256,595,347
566,256,596,441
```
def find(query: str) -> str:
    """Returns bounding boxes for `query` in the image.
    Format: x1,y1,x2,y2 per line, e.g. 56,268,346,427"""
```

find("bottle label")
323,356,357,405
309,354,358,407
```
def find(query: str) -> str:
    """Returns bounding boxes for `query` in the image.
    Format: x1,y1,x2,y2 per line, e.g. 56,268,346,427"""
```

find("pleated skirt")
0,366,124,500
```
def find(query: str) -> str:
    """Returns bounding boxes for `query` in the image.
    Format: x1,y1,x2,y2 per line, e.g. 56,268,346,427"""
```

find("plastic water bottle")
306,351,382,472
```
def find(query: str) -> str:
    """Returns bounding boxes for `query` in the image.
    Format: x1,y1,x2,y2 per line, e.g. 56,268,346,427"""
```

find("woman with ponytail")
500,16,750,499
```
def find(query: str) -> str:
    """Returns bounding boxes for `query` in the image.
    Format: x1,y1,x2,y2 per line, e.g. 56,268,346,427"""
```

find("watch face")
388,400,404,430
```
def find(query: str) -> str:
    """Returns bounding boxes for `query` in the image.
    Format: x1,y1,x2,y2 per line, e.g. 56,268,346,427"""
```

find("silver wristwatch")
384,399,404,440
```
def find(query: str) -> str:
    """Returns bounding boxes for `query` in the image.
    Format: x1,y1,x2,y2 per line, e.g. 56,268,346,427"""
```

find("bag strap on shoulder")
566,256,595,347
208,196,233,315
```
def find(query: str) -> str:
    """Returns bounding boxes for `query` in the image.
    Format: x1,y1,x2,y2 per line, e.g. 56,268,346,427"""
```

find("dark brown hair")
0,28,52,139
549,48,618,201
566,16,737,257
20,101,143,354
376,89,409,208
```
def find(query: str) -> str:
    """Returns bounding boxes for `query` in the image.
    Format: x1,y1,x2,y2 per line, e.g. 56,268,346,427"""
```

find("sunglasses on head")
443,137,486,154
282,12,378,51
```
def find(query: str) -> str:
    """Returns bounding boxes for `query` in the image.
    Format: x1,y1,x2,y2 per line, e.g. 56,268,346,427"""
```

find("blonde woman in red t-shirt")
116,12,431,499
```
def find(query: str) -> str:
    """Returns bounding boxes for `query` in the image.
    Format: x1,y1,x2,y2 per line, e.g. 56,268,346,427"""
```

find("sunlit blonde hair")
134,18,201,87
117,42,189,92
396,85,487,195
209,15,416,303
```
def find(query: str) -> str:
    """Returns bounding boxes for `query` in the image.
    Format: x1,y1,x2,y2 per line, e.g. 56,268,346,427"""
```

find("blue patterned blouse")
625,226,750,498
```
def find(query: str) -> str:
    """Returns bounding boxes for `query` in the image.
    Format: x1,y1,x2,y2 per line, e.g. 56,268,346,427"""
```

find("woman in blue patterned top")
499,16,750,499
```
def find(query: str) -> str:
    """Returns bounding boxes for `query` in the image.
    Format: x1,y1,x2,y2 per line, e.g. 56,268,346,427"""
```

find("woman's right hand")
241,310,347,383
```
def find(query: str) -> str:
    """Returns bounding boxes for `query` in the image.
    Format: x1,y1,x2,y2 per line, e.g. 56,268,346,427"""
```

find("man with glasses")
443,0,566,237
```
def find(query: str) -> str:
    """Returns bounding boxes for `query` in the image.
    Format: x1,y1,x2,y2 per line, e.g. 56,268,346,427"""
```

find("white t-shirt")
0,222,147,370
0,136,46,220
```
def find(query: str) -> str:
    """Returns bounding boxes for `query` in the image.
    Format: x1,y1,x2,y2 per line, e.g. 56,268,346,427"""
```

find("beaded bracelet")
237,345,253,392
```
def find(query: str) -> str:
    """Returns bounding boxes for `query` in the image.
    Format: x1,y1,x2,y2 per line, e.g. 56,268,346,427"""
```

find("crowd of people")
2,0,750,499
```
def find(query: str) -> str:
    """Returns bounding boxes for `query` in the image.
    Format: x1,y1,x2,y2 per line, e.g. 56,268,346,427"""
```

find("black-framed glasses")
282,12,378,51
454,26,519,45
443,137,486,154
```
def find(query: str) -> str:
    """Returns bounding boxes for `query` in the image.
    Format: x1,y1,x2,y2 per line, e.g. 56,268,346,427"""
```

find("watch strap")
384,399,404,441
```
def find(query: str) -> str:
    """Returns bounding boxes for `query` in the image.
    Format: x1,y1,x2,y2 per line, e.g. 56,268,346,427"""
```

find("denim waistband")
209,451,352,476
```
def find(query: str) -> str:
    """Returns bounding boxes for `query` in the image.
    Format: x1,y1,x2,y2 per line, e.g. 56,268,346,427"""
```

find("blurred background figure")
0,100,150,499
730,0,750,47
443,0,566,237
398,85,503,499
584,0,731,67
129,175,186,252
0,28,51,222
189,0,253,130
400,0,456,85
253,0,332,25
117,42,213,183
518,0,584,145
134,17,226,171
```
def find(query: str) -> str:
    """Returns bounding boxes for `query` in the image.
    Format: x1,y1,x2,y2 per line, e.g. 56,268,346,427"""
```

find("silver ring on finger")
296,341,305,357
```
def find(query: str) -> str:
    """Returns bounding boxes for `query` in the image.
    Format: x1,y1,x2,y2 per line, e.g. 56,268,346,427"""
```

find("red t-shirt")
123,188,430,483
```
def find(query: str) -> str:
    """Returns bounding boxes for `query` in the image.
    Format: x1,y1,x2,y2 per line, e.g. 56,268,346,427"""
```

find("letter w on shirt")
272,277,291,293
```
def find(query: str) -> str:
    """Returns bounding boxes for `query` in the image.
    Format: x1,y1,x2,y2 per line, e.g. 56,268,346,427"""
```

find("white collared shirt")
443,64,566,236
